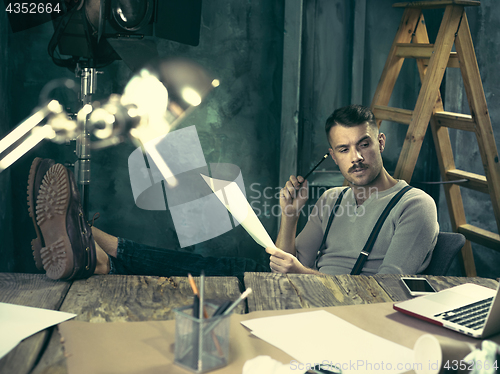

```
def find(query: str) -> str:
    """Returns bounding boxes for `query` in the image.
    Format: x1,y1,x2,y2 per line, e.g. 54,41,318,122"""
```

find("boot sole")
36,164,74,280
27,157,44,270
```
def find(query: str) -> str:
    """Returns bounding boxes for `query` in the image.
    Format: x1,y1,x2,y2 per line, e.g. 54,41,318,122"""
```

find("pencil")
301,153,329,182
188,274,207,317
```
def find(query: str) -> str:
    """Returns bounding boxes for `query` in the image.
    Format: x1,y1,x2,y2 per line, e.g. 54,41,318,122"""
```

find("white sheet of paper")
241,310,414,374
0,302,76,360
201,174,277,249
0,339,21,361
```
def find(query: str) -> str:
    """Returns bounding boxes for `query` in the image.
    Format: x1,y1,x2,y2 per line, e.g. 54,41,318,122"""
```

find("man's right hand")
280,175,309,218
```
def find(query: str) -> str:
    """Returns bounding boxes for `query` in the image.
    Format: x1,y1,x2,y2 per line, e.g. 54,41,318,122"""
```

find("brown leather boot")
28,160,96,280
27,157,55,270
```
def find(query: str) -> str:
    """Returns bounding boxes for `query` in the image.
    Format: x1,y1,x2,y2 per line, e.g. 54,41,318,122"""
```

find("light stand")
0,100,78,172
75,65,98,219
0,59,218,190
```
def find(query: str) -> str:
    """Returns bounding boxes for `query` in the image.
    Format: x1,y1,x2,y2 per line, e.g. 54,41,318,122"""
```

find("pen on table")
192,294,200,318
188,274,203,317
300,153,329,184
213,300,232,316
222,288,253,316
203,288,253,337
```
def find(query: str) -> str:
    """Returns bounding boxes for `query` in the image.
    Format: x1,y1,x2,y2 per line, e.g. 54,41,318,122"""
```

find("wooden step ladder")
371,0,500,276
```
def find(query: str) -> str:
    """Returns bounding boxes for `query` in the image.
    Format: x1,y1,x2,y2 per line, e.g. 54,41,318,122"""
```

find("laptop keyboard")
434,297,494,330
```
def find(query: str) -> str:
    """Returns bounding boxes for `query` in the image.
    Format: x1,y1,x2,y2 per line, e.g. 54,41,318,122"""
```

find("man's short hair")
325,104,377,137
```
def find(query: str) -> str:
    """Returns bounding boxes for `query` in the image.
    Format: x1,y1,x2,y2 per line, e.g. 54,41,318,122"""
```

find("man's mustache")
349,163,368,173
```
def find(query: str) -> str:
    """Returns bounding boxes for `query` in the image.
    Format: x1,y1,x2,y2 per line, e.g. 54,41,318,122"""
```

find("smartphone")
400,277,437,296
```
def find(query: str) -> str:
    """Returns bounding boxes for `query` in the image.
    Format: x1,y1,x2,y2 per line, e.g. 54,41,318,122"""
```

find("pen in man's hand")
300,153,329,184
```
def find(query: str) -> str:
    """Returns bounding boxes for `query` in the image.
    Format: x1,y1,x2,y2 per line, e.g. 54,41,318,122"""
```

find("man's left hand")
266,247,315,274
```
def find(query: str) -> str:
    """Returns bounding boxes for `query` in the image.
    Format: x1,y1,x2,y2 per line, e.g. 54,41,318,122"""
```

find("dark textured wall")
0,9,14,272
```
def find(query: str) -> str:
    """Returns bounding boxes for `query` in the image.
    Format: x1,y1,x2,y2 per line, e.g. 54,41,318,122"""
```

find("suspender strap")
314,187,349,269
350,185,413,275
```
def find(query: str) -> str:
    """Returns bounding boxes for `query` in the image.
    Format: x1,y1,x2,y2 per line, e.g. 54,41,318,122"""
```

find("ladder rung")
396,44,460,68
433,111,475,132
373,105,413,125
446,169,488,194
393,1,480,9
457,224,500,251
423,56,460,68
396,43,434,58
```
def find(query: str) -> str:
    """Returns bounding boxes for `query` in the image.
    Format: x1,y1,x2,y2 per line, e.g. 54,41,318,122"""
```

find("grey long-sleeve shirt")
295,180,439,275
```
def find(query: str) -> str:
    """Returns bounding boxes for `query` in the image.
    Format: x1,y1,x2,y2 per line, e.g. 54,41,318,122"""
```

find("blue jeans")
109,238,269,277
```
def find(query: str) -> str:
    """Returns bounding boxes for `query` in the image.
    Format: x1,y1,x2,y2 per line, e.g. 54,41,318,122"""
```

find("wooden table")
1,272,497,374
0,273,244,374
244,273,499,311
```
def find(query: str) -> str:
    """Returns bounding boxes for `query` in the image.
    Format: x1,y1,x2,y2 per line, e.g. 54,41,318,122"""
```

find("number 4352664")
444,360,499,371
5,3,61,14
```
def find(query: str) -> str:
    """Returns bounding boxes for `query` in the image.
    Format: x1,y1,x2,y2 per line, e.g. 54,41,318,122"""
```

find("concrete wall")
0,10,14,272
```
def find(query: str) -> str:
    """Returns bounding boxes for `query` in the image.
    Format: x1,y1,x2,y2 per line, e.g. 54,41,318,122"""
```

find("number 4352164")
5,3,61,14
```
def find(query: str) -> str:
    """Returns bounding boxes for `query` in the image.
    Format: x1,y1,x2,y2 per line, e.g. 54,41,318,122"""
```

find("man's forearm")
275,216,299,256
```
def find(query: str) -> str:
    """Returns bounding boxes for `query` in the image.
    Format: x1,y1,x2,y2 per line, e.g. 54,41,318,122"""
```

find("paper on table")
0,339,21,361
241,310,415,374
201,174,277,249
0,302,76,360
58,314,296,374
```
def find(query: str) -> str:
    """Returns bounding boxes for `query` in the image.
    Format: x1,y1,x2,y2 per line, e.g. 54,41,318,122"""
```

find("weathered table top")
0,273,244,374
244,272,498,311
1,272,497,374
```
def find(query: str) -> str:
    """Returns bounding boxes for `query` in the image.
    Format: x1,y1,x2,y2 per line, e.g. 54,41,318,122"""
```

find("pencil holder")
174,303,231,373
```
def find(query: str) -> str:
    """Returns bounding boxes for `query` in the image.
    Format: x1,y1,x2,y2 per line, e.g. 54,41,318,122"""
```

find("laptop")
393,283,500,338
